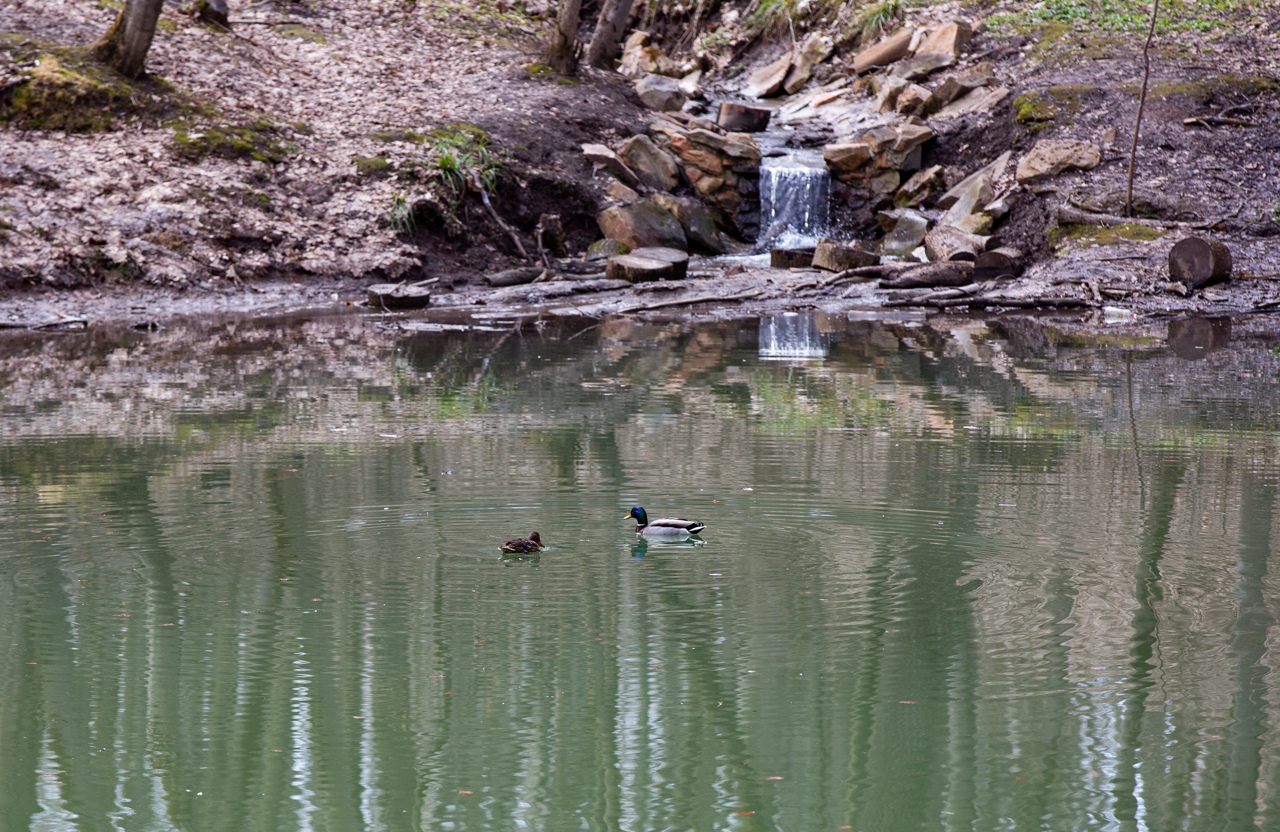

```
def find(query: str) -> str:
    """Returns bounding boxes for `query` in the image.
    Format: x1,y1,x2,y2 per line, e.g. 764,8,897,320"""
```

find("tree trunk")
91,0,166,79
545,0,584,75
585,0,637,69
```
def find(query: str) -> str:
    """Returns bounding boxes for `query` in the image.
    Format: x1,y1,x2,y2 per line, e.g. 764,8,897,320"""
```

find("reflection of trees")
3,314,1280,827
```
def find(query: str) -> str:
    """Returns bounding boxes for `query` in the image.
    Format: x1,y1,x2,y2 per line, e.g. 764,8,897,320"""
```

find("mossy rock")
586,239,631,261
1013,85,1100,132
170,118,290,163
1,52,148,131
354,155,392,178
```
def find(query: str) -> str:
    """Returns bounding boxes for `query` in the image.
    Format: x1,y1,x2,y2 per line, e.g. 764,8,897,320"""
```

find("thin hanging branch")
1125,0,1161,217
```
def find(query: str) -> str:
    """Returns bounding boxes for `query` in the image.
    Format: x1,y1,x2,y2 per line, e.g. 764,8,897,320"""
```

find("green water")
2,312,1279,831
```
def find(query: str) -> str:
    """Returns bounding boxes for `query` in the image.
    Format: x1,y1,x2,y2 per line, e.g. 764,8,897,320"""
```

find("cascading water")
758,312,828,360
758,149,831,247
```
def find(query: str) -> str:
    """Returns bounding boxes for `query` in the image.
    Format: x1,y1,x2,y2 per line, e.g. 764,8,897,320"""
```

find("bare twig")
1125,0,1160,217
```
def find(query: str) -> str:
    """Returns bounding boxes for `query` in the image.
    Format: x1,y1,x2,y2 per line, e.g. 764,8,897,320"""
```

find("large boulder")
938,151,1011,226
619,134,680,192
824,141,874,174
635,74,686,111
917,21,973,59
651,193,724,253
853,27,915,74
597,198,688,250
1015,139,1102,184
745,51,793,99
582,143,639,186
783,33,835,94
620,32,680,78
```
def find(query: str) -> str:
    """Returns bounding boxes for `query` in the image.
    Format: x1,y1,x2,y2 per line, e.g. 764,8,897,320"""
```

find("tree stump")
770,248,814,269
812,239,879,272
367,283,431,309
629,247,689,280
973,247,1024,280
717,103,772,133
1168,237,1232,289
605,254,675,282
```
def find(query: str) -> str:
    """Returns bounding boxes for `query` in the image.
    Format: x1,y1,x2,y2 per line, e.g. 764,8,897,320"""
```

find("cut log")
771,248,814,269
629,246,689,280
880,261,975,289
812,239,879,272
367,283,431,309
853,28,915,74
924,225,990,262
972,247,1025,280
605,254,675,282
717,102,771,133
1168,237,1232,289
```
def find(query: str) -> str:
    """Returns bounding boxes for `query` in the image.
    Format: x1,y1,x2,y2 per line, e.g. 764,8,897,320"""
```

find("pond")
1,310,1279,831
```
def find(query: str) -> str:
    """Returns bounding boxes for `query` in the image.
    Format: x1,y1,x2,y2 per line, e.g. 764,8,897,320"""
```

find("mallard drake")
500,531,544,554
625,506,705,536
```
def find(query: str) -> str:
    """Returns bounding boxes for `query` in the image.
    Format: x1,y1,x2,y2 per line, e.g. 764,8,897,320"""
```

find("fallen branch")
472,171,529,260
621,289,764,313
1057,204,1217,230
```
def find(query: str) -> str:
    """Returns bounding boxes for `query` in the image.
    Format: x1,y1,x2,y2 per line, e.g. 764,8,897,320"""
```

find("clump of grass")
388,191,416,234
855,0,903,41
423,123,499,203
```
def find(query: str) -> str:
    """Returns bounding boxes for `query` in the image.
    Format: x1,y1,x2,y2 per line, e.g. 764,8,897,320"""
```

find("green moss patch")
353,155,392,177
1138,74,1280,103
373,128,428,145
0,50,153,132
1013,85,1100,132
1051,222,1165,250
170,118,291,164
273,25,326,44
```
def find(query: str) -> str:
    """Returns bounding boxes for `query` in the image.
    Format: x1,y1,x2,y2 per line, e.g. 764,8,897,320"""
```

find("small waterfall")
758,313,827,360
759,150,831,246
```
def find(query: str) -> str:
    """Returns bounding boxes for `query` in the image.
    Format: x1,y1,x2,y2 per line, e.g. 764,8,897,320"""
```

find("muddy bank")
2,1,1278,331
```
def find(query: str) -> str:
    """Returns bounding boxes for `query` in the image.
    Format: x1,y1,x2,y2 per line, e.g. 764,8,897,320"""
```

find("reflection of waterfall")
758,313,827,359
759,151,830,245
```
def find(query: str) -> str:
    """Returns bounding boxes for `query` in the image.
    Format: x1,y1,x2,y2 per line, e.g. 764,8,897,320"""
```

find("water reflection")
1,312,1280,830
1168,316,1231,360
758,312,828,359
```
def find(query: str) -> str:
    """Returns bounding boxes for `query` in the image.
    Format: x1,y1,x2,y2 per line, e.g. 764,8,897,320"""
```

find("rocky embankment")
509,10,1280,323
